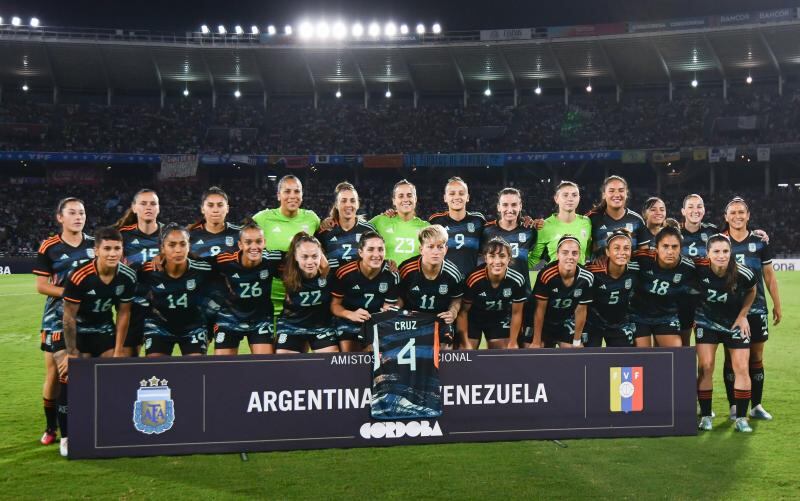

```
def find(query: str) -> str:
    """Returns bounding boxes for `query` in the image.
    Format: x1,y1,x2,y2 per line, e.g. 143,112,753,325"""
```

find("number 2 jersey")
367,309,442,420
316,219,376,271
726,231,773,316
427,211,486,277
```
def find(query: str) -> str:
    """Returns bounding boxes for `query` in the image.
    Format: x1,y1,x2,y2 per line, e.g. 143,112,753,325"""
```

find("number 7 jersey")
367,309,442,420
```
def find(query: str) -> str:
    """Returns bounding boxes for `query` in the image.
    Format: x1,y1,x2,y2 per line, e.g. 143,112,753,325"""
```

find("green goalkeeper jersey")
369,214,430,265
531,214,592,264
252,208,320,313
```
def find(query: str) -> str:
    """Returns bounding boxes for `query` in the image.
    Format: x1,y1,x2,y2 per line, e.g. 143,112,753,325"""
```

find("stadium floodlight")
316,21,330,39
534,85,542,95
746,75,753,85
484,86,492,97
11,16,21,26
22,83,29,91
251,25,259,35
183,88,190,97
368,22,381,38
416,23,425,34
385,88,392,98
586,83,592,93
218,25,227,35
335,88,342,98
234,25,244,35
30,17,40,27
267,25,276,35
400,24,409,35
691,78,699,88
333,21,346,39
385,22,397,37
200,25,210,34
284,25,293,35
352,23,364,38
234,89,242,98
299,21,313,39
432,23,441,34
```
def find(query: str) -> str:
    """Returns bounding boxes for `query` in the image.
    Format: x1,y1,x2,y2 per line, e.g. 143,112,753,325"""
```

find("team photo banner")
69,348,696,459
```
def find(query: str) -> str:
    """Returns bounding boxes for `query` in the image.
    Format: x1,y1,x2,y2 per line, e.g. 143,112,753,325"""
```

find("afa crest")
86,248,96,258
439,284,449,294
225,236,235,247
115,285,125,296
748,243,757,253
518,233,527,243
186,279,196,290
260,269,270,279
379,282,389,293
133,376,175,435
467,223,476,233
502,288,512,298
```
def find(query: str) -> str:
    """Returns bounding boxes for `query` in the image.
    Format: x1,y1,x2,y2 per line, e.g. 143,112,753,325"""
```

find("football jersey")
463,265,528,320
630,249,698,325
331,260,400,313
399,257,464,314
316,219,376,270
62,260,137,333
533,261,594,327
369,214,430,265
427,211,486,277
189,222,242,260
681,222,718,258
585,260,640,330
280,272,333,329
33,233,96,332
480,220,537,291
531,214,592,264
120,224,161,270
694,259,758,334
587,208,650,259
726,231,773,315
138,258,215,335
367,309,442,420
214,250,283,321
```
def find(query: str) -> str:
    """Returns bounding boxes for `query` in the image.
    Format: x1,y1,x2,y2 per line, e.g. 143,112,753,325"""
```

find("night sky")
1,0,794,32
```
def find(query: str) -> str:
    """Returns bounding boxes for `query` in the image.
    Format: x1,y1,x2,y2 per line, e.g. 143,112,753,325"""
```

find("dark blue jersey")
331,260,400,313
428,211,486,277
120,224,161,270
33,233,95,332
189,222,242,260
280,272,333,330
630,249,698,325
586,260,639,330
399,257,464,314
533,261,594,328
138,258,215,335
463,265,527,321
480,220,536,291
587,208,650,259
316,219,376,270
726,231,773,315
214,250,283,322
368,309,442,420
681,222,718,258
694,259,758,334
62,260,137,333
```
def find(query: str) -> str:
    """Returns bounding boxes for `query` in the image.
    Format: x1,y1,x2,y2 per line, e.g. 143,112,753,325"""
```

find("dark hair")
655,225,682,247
94,226,123,245
592,175,629,214
357,230,384,251
115,189,158,229
706,234,738,292
238,221,264,241
556,234,581,252
56,197,84,216
664,218,681,231
642,197,665,220
721,196,750,233
193,186,230,227
392,179,416,197
681,193,704,225
555,180,579,194
329,181,359,222
482,236,512,257
160,222,190,244
277,175,302,194
282,232,325,293
605,228,632,250
496,187,523,220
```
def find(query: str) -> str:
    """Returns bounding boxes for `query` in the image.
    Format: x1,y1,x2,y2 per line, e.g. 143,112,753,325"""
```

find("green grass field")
1,273,798,500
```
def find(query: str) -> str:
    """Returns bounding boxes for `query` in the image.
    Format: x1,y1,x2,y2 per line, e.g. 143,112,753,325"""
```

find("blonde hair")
418,224,448,245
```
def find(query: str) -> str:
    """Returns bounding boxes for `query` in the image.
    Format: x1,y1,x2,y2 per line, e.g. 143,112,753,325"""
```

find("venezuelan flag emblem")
609,366,644,412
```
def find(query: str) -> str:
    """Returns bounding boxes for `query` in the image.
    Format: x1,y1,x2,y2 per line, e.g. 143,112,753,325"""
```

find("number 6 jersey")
367,310,442,420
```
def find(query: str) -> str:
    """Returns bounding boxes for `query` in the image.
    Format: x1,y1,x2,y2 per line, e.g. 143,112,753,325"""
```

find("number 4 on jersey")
373,326,417,372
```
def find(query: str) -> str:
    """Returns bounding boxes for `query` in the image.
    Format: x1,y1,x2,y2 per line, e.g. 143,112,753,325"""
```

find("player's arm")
114,302,132,357
456,301,471,348
733,285,756,338
532,299,547,348
331,295,370,323
572,304,587,348
762,264,781,325
507,301,524,349
35,275,63,298
438,297,461,325
56,300,80,378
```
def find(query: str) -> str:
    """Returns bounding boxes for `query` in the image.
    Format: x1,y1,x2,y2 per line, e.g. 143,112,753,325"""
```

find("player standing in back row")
587,175,650,260
370,180,430,265
317,182,376,271
428,177,486,277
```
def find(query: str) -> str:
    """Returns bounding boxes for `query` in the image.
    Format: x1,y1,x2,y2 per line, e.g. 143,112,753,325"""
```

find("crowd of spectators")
2,88,800,155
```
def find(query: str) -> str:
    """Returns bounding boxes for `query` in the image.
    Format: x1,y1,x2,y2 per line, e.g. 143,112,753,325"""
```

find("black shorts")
467,314,510,341
695,327,751,349
213,325,274,349
144,323,208,356
748,313,769,343
634,319,681,338
335,317,366,342
541,319,576,346
40,330,66,353
275,331,338,352
77,334,116,357
124,303,148,348
585,323,635,347
678,296,698,332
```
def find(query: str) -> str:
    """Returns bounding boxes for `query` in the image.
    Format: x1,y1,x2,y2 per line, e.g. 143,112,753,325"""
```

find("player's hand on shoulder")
753,229,769,244
319,217,336,231
383,208,397,218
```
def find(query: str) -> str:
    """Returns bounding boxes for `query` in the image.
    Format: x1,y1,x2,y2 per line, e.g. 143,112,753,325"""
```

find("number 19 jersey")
367,310,442,420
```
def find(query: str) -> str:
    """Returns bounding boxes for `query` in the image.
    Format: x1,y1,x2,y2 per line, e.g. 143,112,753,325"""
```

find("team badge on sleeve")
133,376,175,435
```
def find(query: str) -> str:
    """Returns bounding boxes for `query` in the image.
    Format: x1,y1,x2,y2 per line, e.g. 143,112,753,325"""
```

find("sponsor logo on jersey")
599,284,607,289
156,283,165,289
259,270,269,279
330,236,338,242
353,284,361,290
552,287,559,293
232,273,240,279
187,279,196,291
196,239,205,245
60,253,70,260
225,236,234,247
673,274,682,283
379,282,388,293
624,278,632,289
581,229,587,238
439,284,448,294
116,285,125,296
599,225,607,230
87,289,96,295
131,239,140,245
133,376,175,435
703,278,710,283
748,243,757,252
479,291,487,296
359,420,443,439
518,233,527,243
467,223,475,232
412,286,420,291
318,278,327,288
302,225,309,232
216,332,225,343
609,366,643,413
503,288,512,297
272,227,281,232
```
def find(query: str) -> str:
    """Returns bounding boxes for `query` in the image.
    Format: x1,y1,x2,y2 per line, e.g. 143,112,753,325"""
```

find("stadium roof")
1,15,799,98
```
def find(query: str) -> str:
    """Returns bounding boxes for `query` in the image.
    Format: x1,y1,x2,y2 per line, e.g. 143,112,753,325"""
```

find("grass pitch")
0,273,797,499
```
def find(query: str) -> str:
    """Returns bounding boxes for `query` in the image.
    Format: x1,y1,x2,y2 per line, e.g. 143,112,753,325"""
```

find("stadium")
0,2,797,498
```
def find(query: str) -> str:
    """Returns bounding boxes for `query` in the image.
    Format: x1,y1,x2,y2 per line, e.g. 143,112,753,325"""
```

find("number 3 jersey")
137,258,215,335
480,221,536,292
726,231,773,316
367,310,442,420
62,260,137,334
630,249,698,326
214,250,283,329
